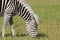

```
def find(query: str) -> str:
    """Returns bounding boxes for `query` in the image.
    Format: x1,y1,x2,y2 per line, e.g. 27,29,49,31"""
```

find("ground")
0,0,60,40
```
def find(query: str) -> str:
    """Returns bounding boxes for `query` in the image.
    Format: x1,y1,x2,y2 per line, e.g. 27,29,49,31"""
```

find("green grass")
0,0,60,40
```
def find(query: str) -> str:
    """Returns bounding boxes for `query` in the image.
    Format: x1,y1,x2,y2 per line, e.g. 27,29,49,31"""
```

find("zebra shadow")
16,33,48,38
5,33,27,37
16,34,27,37
15,33,48,38
0,32,48,38
0,32,27,37
37,33,48,39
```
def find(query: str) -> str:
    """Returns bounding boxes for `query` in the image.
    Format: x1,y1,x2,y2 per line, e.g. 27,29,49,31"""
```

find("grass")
0,0,60,40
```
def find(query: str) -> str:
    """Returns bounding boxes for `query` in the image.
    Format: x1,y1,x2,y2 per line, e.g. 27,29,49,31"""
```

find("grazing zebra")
0,0,39,37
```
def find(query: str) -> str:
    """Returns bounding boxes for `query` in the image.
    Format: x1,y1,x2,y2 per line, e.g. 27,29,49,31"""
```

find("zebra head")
26,14,39,37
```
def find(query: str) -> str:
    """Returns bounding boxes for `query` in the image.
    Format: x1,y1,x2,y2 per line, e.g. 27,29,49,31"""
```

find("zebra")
0,0,39,37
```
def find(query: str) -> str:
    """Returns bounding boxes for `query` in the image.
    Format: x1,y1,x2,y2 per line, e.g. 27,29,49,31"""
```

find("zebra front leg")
2,13,11,37
9,16,15,36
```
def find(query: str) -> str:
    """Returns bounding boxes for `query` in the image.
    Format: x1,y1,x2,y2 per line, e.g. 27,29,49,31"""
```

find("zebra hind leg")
9,16,15,36
2,6,14,37
2,13,11,37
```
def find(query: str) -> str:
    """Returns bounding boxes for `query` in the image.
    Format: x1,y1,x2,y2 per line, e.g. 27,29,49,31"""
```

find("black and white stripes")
18,0,39,37
18,1,31,22
1,0,39,37
1,0,17,37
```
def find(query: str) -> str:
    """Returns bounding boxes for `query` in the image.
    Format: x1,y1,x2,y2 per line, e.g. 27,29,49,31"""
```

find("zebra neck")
18,0,34,22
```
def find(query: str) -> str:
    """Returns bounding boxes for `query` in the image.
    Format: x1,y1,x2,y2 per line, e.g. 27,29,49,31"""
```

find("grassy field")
0,0,60,40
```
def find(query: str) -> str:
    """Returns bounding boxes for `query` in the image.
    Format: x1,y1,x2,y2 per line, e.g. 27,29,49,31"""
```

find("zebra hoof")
12,34,15,37
2,35,5,38
11,33,15,37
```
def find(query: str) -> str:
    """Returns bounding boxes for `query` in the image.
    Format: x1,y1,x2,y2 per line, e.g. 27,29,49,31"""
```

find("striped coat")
0,0,39,38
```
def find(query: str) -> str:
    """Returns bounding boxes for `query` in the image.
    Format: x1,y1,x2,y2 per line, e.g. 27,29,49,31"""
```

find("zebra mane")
31,10,39,24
